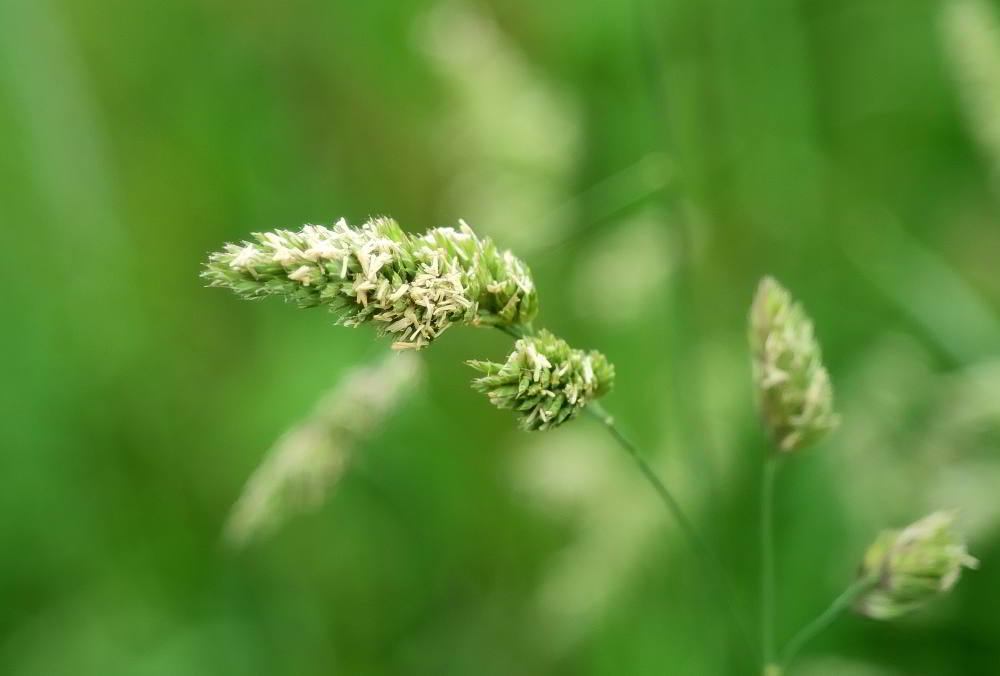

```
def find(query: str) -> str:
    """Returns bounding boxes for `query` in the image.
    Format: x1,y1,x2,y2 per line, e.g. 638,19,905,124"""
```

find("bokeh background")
2,0,1000,673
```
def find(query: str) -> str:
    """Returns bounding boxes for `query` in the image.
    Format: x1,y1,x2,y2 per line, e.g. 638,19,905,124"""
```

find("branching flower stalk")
748,278,977,675
205,216,748,659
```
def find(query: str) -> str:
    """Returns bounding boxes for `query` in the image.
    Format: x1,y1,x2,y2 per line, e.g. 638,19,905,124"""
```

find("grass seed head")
749,276,839,453
469,329,614,431
204,217,538,349
856,511,979,620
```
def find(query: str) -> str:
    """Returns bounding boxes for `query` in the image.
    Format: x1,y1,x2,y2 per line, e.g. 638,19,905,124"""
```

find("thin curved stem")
778,577,876,670
491,325,750,660
587,402,706,562
586,401,754,664
762,456,781,669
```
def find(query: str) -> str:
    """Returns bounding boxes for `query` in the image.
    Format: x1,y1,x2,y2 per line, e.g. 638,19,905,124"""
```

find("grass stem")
778,577,876,670
762,455,781,670
586,401,754,665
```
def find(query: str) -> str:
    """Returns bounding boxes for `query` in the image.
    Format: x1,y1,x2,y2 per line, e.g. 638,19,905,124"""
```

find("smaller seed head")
468,330,615,431
856,511,979,620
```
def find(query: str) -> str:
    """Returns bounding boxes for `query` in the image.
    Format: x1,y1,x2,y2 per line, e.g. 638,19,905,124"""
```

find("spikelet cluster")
856,511,979,620
469,330,615,431
204,218,537,350
749,277,839,453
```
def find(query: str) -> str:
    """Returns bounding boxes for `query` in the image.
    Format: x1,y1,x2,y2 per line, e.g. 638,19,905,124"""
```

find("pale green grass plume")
856,511,979,620
225,352,422,547
750,277,838,453
204,217,537,350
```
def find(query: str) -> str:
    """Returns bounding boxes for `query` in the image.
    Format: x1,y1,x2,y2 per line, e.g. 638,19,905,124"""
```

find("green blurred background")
2,0,1000,673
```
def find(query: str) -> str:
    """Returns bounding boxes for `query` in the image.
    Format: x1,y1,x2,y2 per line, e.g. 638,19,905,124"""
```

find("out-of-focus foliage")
2,0,1000,674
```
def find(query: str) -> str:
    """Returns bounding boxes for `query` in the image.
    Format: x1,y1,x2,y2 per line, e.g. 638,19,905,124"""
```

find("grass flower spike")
856,511,979,620
468,330,615,431
204,217,537,349
749,276,839,453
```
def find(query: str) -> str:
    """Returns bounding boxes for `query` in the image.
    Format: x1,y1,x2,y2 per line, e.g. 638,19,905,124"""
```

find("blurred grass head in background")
225,351,423,548
750,276,838,454
857,511,979,621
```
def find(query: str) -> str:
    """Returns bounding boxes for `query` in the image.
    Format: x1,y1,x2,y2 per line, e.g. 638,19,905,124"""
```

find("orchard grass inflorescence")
204,216,611,430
